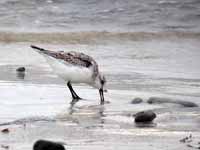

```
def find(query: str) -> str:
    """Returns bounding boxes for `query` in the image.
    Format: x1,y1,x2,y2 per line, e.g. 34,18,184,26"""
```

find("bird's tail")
30,45,49,53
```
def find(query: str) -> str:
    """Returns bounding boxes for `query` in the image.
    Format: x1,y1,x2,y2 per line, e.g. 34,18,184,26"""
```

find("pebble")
33,139,65,150
134,110,156,123
16,67,25,72
131,97,143,104
147,97,198,107
1,128,9,133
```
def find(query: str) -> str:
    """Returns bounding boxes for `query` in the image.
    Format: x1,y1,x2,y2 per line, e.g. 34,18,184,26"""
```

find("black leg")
67,82,81,100
99,89,104,105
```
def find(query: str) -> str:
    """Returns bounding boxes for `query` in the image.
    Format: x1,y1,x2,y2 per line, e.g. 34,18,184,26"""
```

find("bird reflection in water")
16,72,25,80
68,99,106,125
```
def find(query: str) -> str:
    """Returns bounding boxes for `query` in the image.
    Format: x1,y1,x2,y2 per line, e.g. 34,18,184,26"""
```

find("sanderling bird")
30,45,107,104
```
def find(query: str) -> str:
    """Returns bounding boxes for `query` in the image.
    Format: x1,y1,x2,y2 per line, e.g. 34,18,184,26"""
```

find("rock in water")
147,97,198,107
134,110,156,123
1,145,9,149
1,128,9,133
16,67,25,72
33,140,65,150
176,101,198,107
131,97,143,104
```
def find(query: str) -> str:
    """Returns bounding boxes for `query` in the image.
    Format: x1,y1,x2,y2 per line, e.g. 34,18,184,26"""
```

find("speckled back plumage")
31,45,99,80
55,51,99,79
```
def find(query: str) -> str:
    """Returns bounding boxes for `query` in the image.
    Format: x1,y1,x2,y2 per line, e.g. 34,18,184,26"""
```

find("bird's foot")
70,97,82,105
100,100,110,105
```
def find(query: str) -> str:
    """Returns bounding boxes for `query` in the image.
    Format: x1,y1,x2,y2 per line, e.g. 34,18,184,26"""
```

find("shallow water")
0,38,200,149
0,0,200,32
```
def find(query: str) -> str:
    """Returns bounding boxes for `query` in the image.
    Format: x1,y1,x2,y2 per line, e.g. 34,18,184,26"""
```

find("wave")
0,31,200,44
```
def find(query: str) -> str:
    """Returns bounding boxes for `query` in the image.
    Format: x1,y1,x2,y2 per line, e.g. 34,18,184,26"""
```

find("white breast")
43,55,93,84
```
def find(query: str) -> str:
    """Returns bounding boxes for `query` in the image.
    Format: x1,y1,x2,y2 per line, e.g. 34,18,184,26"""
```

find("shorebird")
30,45,106,104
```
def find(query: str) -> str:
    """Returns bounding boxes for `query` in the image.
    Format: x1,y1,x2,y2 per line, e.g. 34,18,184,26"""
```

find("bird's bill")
99,89,104,104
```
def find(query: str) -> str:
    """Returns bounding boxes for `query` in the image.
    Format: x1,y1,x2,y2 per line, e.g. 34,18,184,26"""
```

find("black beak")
99,88,104,105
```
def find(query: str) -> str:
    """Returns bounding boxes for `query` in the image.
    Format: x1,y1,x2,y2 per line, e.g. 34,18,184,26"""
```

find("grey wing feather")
30,45,99,79
63,51,99,79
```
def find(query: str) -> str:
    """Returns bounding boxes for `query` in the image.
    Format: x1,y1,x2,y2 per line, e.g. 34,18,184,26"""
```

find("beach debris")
180,134,200,149
180,134,193,143
16,67,25,72
33,139,65,150
186,144,200,149
1,128,9,133
134,110,156,123
1,145,9,149
131,97,143,104
147,97,198,107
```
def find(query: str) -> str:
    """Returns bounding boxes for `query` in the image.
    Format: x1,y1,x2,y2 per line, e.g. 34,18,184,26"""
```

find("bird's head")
94,73,107,91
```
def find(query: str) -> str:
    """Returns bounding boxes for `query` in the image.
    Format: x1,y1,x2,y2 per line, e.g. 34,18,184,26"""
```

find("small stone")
131,97,143,104
147,97,198,107
187,144,193,148
1,128,9,133
1,145,9,149
134,110,156,123
177,101,198,107
16,67,25,72
33,140,65,150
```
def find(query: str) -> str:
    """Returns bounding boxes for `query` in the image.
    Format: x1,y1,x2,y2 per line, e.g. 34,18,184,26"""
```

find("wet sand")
0,82,200,150
0,40,200,150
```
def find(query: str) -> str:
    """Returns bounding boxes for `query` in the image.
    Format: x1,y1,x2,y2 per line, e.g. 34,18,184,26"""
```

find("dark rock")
186,144,193,148
1,145,9,149
147,97,168,104
33,140,65,150
134,110,156,123
16,67,25,72
177,101,198,107
1,128,9,133
131,97,143,104
147,97,198,107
